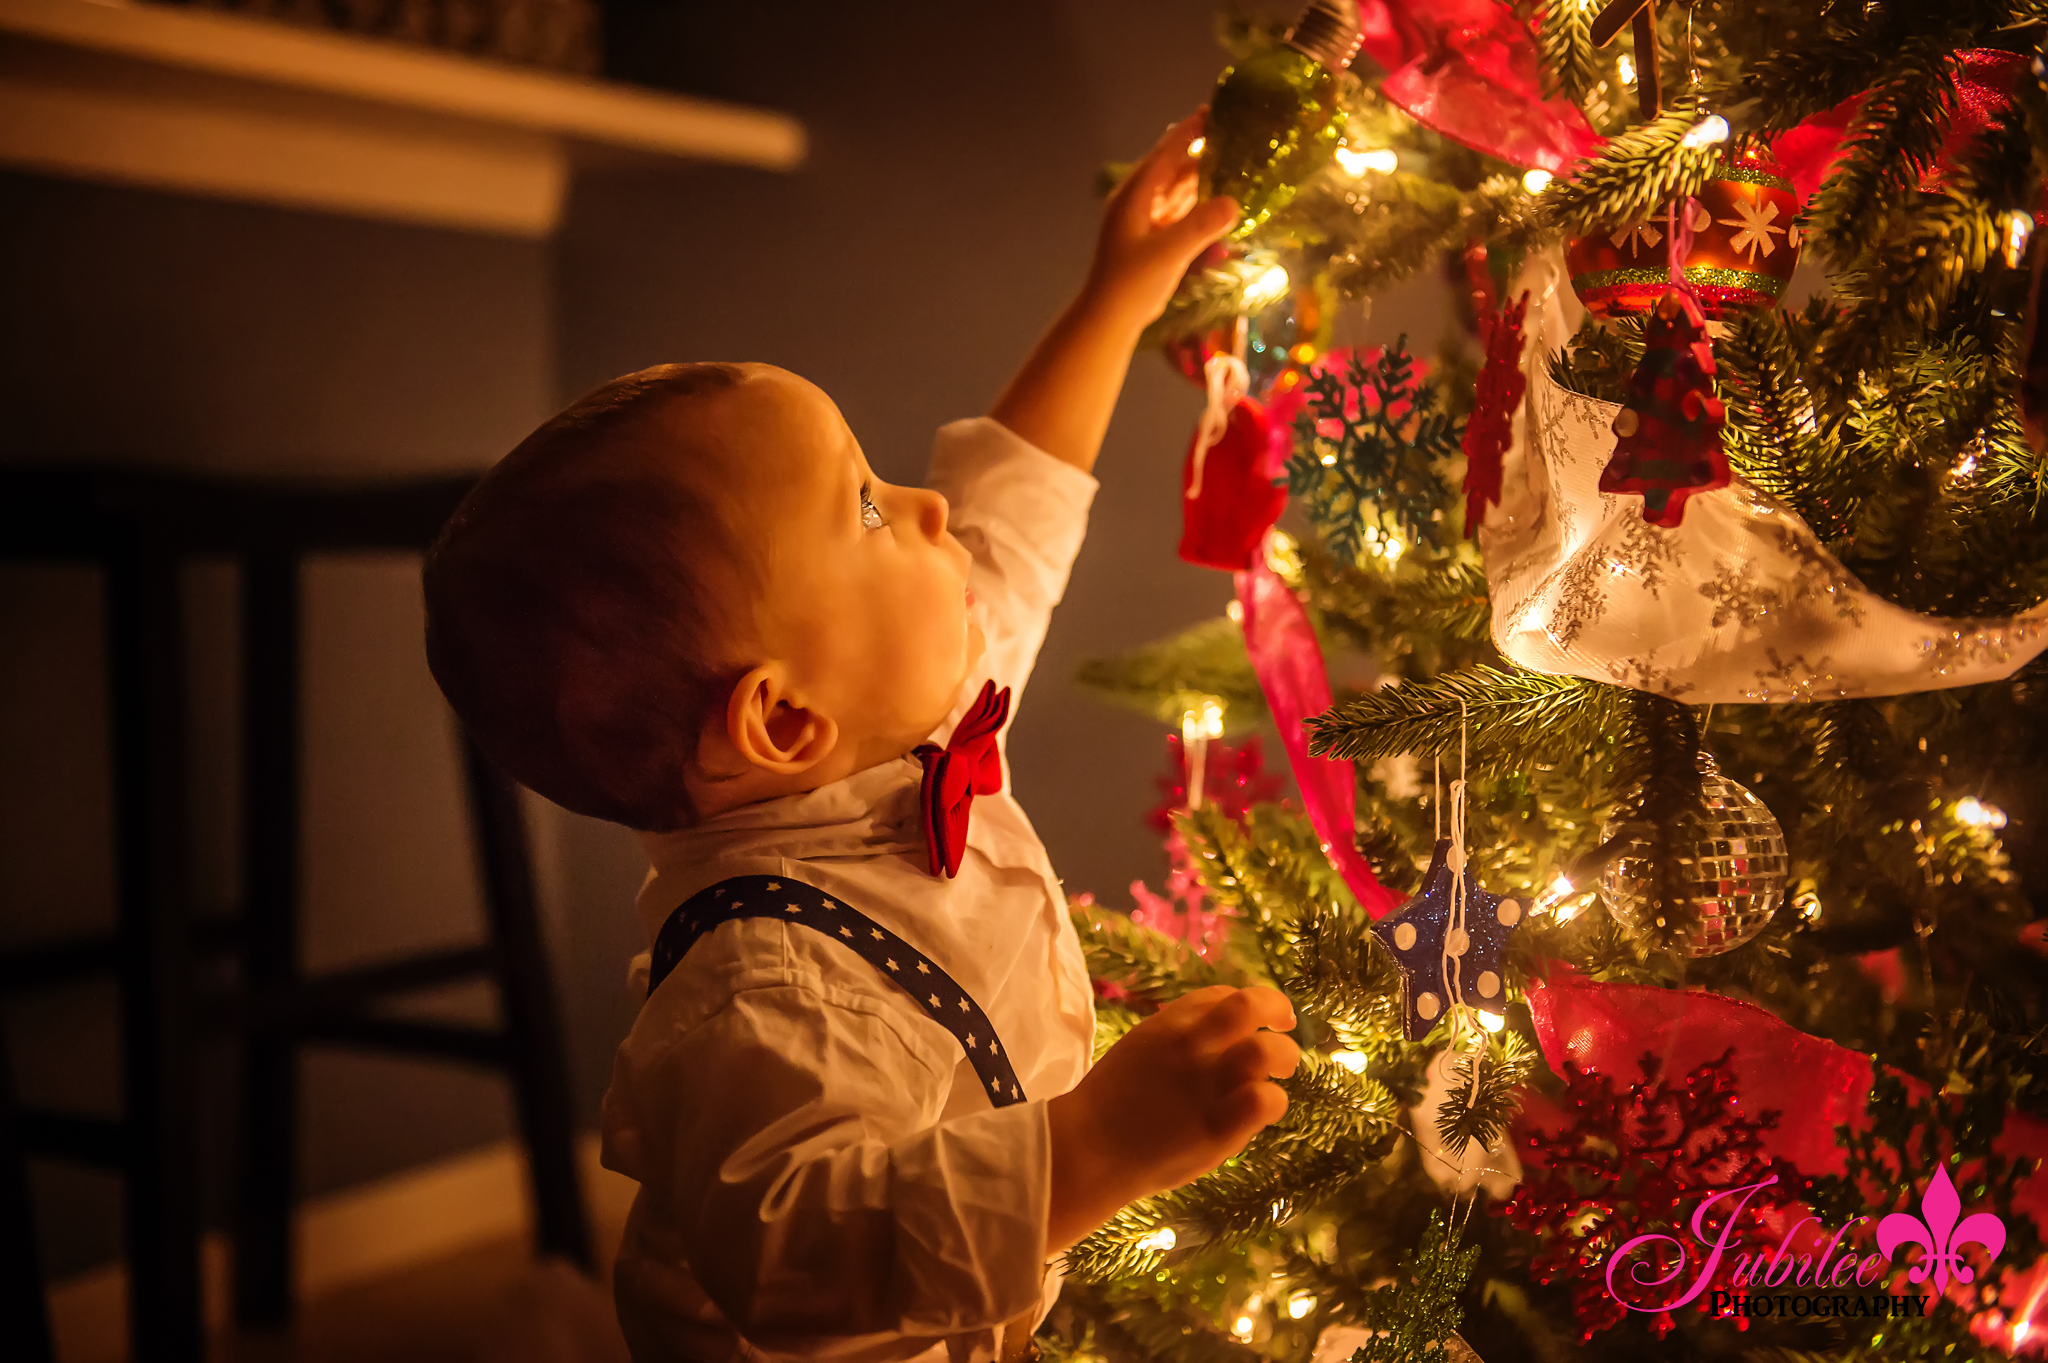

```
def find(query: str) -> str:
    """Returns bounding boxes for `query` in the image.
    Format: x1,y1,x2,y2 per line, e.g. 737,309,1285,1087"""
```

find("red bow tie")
914,681,1011,879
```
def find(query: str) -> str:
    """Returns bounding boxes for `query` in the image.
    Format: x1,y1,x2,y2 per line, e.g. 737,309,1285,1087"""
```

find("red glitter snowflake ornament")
1598,286,1729,528
1496,1049,1807,1341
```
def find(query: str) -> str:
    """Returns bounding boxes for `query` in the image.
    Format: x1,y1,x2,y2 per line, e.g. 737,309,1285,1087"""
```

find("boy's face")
691,366,985,769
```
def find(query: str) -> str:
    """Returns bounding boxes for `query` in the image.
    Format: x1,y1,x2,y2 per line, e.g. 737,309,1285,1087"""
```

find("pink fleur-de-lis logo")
1876,1162,2007,1295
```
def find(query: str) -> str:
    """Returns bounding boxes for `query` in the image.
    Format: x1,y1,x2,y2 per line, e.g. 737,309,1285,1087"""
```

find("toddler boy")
423,112,1300,1363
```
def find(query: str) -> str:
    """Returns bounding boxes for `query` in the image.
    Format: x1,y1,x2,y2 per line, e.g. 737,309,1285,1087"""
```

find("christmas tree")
1045,2,2048,1361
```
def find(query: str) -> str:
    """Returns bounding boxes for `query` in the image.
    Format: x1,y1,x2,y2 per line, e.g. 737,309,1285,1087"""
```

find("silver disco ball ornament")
1597,758,1789,956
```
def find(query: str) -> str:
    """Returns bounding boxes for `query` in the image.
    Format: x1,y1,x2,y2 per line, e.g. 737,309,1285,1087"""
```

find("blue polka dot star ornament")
1368,838,1524,1041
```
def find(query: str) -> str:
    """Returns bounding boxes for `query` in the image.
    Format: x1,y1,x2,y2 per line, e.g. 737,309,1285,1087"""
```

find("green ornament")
1202,0,1362,240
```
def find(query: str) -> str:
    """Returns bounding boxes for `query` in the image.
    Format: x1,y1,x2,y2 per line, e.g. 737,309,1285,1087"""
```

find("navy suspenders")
648,874,1026,1108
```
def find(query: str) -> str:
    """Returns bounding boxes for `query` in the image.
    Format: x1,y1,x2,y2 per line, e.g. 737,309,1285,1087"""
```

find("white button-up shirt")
601,418,1100,1363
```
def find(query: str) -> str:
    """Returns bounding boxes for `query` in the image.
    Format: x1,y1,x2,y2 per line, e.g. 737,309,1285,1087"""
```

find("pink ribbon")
1234,545,1398,917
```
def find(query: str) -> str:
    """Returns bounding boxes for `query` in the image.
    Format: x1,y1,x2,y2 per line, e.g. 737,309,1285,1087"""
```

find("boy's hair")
424,363,750,832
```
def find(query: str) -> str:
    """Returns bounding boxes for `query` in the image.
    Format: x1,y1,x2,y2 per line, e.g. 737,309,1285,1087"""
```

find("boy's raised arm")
988,110,1237,475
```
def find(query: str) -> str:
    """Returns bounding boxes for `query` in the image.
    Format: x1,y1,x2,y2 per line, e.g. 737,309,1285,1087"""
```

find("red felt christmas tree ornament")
1599,285,1729,527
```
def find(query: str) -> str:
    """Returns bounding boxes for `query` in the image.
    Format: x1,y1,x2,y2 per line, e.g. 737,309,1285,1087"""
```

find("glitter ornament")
1596,757,1788,956
1566,145,1802,320
1202,0,1361,240
1369,838,1525,1041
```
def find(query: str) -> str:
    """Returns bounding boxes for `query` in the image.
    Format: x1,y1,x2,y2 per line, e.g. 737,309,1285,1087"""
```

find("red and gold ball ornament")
1566,145,1802,320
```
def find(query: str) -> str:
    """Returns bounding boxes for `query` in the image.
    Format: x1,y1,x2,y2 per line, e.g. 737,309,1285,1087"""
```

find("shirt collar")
635,757,925,939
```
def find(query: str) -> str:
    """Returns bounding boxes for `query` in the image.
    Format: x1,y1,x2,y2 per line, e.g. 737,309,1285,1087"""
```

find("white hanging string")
1187,318,1250,500
1435,702,1486,1108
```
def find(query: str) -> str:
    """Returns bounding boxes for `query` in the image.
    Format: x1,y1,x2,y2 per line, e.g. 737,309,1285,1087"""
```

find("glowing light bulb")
1188,136,1206,157
1233,1317,1256,1341
1381,536,1405,565
1476,1009,1506,1033
1200,699,1225,739
2003,209,2034,268
1329,1049,1367,1073
1955,796,2008,829
2014,1318,2032,1346
1243,263,1292,308
1335,145,1399,177
1226,599,1244,624
1137,1226,1177,1253
1288,1294,1316,1319
1521,168,1554,194
1681,114,1731,149
1616,52,1636,86
1319,451,1337,466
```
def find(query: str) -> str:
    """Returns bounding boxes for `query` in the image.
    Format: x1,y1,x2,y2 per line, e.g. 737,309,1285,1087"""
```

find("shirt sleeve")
928,418,1098,710
604,971,1052,1351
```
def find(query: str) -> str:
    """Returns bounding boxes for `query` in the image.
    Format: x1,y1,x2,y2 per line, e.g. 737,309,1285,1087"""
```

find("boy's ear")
725,664,838,775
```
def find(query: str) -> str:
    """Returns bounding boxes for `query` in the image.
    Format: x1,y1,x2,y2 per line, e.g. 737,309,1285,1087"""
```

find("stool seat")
0,466,591,1363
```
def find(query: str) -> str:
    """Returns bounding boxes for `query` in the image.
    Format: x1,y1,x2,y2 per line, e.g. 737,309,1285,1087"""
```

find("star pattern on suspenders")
646,874,1027,1109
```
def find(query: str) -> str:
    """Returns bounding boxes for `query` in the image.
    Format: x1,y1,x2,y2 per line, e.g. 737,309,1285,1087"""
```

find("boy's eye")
860,482,887,531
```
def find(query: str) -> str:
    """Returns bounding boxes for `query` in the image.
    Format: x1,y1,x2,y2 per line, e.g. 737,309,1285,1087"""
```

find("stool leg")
109,545,206,1363
461,745,591,1269
0,1046,55,1362
235,554,301,1327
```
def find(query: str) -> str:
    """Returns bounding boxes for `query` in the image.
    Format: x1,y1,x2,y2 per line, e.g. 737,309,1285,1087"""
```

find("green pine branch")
1307,666,1626,772
1074,616,1268,729
1433,1028,1538,1156
1539,100,1723,237
1536,0,1599,107
1071,903,1237,1009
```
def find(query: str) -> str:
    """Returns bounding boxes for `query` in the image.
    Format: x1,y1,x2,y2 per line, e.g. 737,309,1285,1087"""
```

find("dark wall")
0,173,554,1276
0,0,1451,1282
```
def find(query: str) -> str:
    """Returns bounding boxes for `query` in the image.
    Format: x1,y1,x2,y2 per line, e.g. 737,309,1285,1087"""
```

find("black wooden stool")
0,470,591,1363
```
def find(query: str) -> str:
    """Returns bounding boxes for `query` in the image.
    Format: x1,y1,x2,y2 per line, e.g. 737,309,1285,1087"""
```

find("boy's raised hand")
1044,985,1299,1250
1086,110,1242,328
988,109,1236,474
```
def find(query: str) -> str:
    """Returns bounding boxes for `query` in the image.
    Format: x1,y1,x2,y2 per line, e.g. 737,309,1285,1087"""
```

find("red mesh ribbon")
1234,547,1398,917
1773,49,2028,203
1521,970,2048,1342
1355,0,1604,173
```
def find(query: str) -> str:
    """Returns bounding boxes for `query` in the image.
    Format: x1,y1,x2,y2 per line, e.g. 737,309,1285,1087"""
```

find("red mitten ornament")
1598,286,1728,528
1180,397,1286,570
1179,351,1296,570
1462,289,1529,537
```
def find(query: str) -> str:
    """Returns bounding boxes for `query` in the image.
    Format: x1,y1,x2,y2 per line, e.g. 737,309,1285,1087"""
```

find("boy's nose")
909,486,949,542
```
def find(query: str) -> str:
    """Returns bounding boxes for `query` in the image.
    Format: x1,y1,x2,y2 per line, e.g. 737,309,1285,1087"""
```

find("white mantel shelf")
0,0,806,236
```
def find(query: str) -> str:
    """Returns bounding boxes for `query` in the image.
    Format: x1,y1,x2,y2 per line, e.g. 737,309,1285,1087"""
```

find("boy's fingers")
1209,1077,1290,1144
1216,1031,1301,1087
1190,986,1296,1046
1161,196,1239,255
1159,984,1239,1023
1124,110,1210,207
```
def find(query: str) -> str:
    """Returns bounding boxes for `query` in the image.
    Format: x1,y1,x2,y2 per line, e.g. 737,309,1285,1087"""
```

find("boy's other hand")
1084,110,1240,330
1044,985,1298,1249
